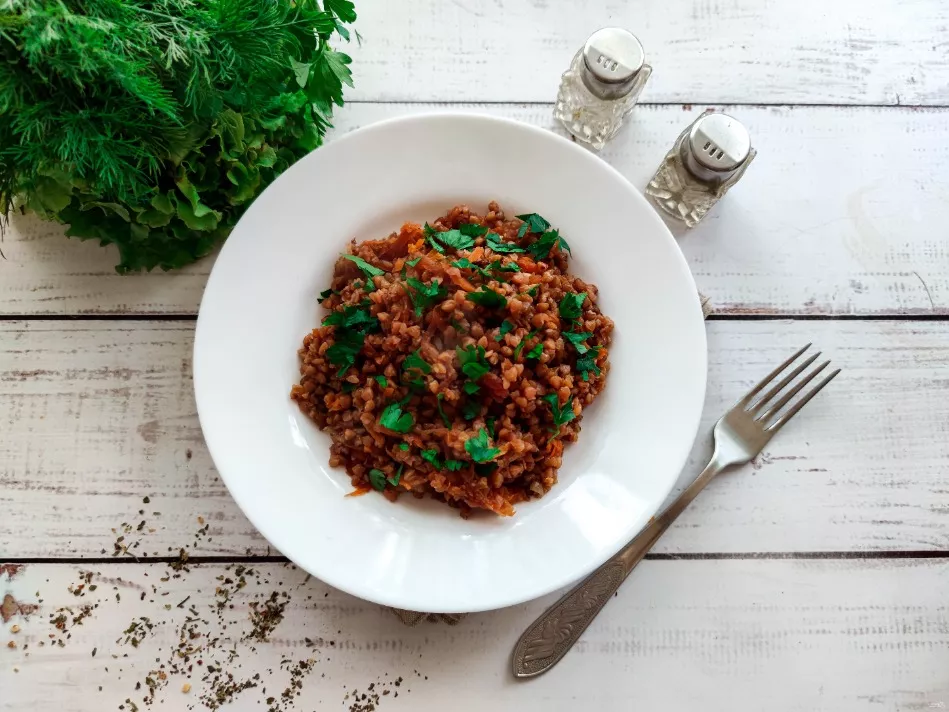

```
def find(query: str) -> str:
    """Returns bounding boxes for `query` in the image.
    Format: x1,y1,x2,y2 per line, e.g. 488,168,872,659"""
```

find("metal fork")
512,344,840,678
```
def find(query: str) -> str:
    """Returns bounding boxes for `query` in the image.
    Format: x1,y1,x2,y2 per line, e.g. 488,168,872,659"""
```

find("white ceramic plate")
194,113,706,613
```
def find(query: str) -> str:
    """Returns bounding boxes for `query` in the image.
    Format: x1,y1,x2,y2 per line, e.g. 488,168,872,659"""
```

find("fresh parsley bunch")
0,0,356,272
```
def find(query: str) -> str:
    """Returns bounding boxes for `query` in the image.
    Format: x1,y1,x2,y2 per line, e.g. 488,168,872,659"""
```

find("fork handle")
512,456,726,678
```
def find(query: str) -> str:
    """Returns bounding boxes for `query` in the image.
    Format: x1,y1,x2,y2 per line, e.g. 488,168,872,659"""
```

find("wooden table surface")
2,2,949,710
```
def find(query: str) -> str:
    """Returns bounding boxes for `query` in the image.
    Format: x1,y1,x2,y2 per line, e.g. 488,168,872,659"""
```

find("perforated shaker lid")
582,28,645,86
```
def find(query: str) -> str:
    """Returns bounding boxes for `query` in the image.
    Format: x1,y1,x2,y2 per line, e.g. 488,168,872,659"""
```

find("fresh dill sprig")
0,0,356,272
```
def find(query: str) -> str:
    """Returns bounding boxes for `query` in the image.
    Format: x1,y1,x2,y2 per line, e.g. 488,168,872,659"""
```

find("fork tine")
749,352,821,414
766,368,841,432
757,360,829,423
739,343,812,407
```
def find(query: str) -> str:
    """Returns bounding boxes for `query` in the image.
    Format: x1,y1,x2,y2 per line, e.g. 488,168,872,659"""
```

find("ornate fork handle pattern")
512,559,627,677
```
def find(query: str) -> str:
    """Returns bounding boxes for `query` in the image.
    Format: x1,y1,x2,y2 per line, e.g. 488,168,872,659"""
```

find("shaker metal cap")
583,28,645,85
687,113,752,173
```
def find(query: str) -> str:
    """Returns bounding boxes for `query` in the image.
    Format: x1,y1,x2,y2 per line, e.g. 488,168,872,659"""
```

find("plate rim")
194,111,708,612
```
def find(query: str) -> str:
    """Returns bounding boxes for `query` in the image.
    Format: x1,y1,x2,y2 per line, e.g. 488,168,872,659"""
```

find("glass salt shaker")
645,110,756,227
554,28,652,150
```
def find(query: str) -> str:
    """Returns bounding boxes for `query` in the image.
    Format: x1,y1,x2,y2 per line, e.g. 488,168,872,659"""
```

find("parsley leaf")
526,342,544,360
450,319,467,334
576,346,602,381
486,232,526,254
465,428,501,463
326,328,369,376
425,226,474,253
457,344,491,383
461,401,481,420
388,464,403,486
527,229,570,260
406,277,447,317
421,449,465,471
516,213,550,238
398,442,409,451
513,330,538,361
342,381,358,393
342,254,384,279
423,223,445,254
322,302,378,331
488,260,520,274
403,349,431,375
526,285,539,297
462,381,481,395
379,401,414,433
420,449,442,468
543,393,577,432
459,223,488,237
495,320,515,341
435,392,451,428
558,292,587,321
368,469,387,491
466,287,507,309
474,462,498,477
486,416,496,439
319,288,339,302
563,330,594,355
405,256,423,268
374,375,388,388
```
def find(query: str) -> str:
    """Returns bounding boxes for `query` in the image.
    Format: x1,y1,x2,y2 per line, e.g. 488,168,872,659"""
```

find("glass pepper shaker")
645,110,756,227
554,28,652,150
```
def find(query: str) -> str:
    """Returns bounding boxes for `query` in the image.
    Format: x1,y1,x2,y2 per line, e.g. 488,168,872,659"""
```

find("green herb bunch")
0,0,356,272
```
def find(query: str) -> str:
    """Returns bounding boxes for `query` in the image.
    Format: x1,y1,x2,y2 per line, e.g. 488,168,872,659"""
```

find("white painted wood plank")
1,560,947,711
2,319,947,558
345,0,949,105
2,104,946,316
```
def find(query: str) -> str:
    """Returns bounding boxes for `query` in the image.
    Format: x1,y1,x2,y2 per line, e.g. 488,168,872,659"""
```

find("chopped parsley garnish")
466,287,507,309
495,320,515,341
342,381,358,393
558,292,587,321
398,442,409,451
544,393,577,432
465,428,501,463
486,232,525,254
368,469,387,491
406,277,447,317
420,449,465,471
319,288,339,302
405,256,423,268
379,401,414,433
435,392,451,428
563,330,593,355
525,341,544,360
451,257,492,281
456,344,491,389
423,223,445,254
461,400,481,420
527,228,571,260
513,329,538,361
322,301,378,331
374,375,388,388
516,213,550,238
486,416,497,439
343,254,384,278
326,328,369,377
403,349,431,375
526,285,539,297
450,318,467,334
462,381,480,395
388,464,403,486
459,223,488,237
576,346,602,381
425,225,475,253
488,260,520,274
